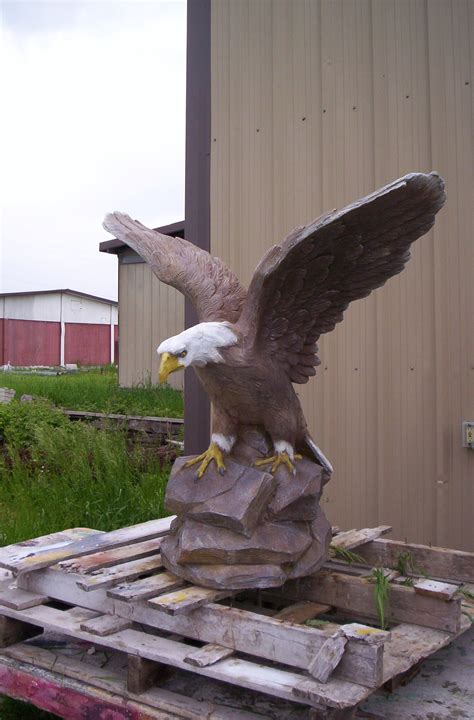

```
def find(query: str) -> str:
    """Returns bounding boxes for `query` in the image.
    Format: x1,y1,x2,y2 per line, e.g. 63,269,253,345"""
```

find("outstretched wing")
103,213,246,323
236,172,446,384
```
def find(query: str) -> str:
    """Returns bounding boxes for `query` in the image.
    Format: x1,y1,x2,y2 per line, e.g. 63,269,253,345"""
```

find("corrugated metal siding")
210,0,473,549
64,324,113,366
118,262,184,389
2,319,61,366
0,319,4,365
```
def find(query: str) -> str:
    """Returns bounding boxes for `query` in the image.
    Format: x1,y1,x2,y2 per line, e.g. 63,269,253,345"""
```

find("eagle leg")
254,451,302,476
184,442,226,479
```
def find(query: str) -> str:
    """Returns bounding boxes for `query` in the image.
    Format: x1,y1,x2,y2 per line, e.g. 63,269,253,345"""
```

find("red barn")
0,290,118,367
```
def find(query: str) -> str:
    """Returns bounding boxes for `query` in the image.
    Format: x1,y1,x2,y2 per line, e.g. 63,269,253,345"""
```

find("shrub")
0,400,170,547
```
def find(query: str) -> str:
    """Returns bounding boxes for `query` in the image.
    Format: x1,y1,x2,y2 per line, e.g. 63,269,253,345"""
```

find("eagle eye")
178,350,187,358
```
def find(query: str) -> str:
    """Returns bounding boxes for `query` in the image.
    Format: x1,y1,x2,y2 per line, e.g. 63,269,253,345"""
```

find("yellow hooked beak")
158,352,184,384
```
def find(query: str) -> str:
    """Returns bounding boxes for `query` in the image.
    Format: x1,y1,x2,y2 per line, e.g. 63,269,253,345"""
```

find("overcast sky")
0,0,186,300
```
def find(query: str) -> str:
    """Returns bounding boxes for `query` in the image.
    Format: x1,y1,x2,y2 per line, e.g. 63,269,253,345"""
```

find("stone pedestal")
160,431,332,590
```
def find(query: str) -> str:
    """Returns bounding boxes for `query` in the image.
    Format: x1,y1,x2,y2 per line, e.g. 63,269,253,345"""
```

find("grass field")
1,367,183,418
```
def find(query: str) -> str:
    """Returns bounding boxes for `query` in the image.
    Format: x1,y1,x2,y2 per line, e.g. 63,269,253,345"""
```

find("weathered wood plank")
108,571,185,602
0,588,49,611
308,632,347,683
80,614,132,637
64,409,183,430
184,643,235,667
20,566,380,686
60,538,162,574
330,527,392,551
381,615,472,684
77,555,164,592
0,604,368,709
149,586,234,615
6,517,175,575
0,528,99,571
274,569,462,633
340,624,390,646
355,538,474,583
413,579,459,600
274,602,332,624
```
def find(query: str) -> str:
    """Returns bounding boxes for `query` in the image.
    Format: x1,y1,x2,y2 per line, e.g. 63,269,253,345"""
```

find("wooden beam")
354,538,474,583
20,567,381,687
0,604,369,710
274,569,462,633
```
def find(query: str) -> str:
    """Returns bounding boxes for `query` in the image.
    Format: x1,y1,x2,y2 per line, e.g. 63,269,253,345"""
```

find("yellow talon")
184,442,226,479
254,451,302,475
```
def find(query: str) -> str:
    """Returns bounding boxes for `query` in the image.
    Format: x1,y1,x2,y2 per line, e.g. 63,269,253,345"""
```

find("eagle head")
157,322,238,384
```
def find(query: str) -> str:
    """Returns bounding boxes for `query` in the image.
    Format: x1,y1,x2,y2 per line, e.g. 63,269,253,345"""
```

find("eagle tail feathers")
303,434,333,480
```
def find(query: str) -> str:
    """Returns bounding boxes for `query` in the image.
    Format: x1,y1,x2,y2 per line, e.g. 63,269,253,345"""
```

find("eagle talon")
184,442,226,479
254,451,302,475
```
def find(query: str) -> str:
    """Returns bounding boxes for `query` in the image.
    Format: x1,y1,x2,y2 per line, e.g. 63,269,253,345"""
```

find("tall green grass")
0,399,174,719
1,368,183,418
0,400,171,546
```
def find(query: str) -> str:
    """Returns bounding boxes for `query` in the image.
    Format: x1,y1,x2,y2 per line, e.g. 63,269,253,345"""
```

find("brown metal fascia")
184,0,211,454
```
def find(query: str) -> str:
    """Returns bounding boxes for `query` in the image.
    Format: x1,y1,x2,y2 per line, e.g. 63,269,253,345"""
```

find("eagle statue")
104,172,446,481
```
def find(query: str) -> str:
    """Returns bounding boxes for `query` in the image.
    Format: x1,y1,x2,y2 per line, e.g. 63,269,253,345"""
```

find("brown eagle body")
195,350,309,451
103,172,446,477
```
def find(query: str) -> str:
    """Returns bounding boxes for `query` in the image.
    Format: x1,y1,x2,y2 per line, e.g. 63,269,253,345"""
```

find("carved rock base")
161,432,332,590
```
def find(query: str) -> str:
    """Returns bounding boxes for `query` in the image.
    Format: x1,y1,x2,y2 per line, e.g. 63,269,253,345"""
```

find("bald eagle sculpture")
104,172,445,479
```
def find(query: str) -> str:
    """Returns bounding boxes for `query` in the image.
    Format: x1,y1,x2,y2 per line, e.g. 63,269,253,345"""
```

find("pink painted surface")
0,664,153,719
0,318,4,365
65,323,116,366
2,319,60,366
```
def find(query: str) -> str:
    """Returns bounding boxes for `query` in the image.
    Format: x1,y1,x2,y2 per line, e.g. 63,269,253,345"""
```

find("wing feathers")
237,172,445,383
103,212,246,323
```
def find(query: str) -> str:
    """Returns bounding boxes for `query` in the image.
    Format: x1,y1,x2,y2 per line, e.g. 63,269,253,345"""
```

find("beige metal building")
101,222,185,391
101,0,473,551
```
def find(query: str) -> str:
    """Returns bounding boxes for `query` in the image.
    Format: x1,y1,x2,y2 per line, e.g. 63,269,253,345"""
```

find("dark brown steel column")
184,0,211,454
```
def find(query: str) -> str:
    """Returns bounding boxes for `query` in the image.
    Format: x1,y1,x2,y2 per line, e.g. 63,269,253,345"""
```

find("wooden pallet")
0,519,473,719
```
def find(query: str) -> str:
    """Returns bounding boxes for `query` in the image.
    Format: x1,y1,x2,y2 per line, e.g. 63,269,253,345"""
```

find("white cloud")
0,0,186,299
